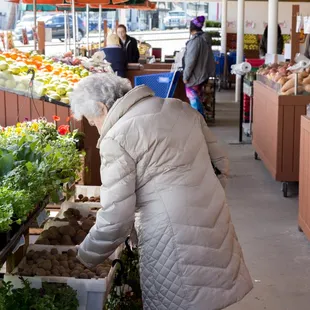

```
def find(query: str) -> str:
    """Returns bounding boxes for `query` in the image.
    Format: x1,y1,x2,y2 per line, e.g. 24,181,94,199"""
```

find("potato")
282,86,304,95
51,248,58,255
60,235,74,245
36,238,50,245
59,254,68,261
71,270,80,278
46,271,51,276
52,269,61,276
59,225,76,238
281,79,296,92
303,76,310,85
81,220,93,233
35,268,46,276
87,271,96,279
99,271,109,278
79,273,88,279
60,261,69,269
67,249,76,257
38,260,52,271
69,262,76,270
304,84,310,93
62,272,71,277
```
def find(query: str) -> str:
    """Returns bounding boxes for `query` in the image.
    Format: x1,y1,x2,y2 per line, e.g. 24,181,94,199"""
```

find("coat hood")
97,85,154,146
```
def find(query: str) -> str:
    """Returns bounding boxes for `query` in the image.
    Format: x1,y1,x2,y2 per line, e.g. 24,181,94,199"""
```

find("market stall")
253,64,310,197
299,115,310,240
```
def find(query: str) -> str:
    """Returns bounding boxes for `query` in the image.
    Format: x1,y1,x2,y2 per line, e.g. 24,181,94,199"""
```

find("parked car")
44,14,85,41
14,14,37,41
14,14,85,42
163,11,190,29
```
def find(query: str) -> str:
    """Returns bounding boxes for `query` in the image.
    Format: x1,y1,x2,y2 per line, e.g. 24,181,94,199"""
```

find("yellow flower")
15,127,22,134
31,123,39,132
16,122,21,127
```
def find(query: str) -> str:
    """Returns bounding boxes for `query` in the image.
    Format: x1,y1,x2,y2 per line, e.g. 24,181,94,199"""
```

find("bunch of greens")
0,278,79,310
0,119,82,232
105,245,142,310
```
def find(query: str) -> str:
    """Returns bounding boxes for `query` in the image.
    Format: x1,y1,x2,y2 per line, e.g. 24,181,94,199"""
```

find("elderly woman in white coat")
70,73,253,310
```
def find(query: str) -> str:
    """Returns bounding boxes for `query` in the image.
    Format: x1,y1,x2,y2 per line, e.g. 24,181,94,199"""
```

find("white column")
267,0,278,54
99,5,102,46
33,0,37,51
72,0,77,56
235,0,245,102
64,11,68,52
119,9,127,27
86,4,89,55
221,0,227,54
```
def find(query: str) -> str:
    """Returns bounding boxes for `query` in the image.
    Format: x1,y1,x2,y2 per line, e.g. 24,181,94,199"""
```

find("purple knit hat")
191,16,205,29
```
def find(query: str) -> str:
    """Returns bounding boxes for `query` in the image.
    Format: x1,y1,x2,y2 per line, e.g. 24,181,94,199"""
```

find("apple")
5,79,16,89
56,85,67,96
0,61,9,71
16,83,27,92
60,97,70,104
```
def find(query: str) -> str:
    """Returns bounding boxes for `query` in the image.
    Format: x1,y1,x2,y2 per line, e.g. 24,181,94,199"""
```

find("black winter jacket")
120,35,140,63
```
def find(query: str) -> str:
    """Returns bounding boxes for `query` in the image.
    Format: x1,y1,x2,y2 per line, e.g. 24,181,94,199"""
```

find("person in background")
183,16,215,117
117,24,140,63
304,34,310,59
70,73,253,310
102,34,127,78
259,25,284,57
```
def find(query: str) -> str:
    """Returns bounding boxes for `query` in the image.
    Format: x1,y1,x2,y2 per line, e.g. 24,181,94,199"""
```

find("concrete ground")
213,90,310,310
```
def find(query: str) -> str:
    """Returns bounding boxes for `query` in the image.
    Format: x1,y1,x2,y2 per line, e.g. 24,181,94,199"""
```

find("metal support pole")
33,0,37,51
235,0,245,102
64,10,68,52
221,0,227,54
99,5,102,48
267,0,279,55
86,4,89,57
239,74,245,142
72,0,77,56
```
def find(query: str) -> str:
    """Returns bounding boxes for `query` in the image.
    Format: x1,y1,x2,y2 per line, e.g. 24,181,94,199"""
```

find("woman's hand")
184,80,188,84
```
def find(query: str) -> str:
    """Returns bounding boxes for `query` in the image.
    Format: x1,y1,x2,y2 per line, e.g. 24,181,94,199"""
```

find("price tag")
12,235,25,254
58,190,64,201
36,209,48,227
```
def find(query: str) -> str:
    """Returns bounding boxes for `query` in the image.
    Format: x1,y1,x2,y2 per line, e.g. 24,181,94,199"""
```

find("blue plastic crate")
134,71,181,98
214,54,225,76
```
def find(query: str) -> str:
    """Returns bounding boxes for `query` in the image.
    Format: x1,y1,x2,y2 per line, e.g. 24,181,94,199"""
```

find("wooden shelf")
0,198,49,268
253,81,309,183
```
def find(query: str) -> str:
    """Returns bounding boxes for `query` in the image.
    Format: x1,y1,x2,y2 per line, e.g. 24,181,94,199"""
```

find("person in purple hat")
183,16,215,117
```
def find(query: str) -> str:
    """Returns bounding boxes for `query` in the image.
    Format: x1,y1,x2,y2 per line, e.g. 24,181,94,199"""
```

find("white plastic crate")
56,201,99,219
4,244,119,310
74,185,101,200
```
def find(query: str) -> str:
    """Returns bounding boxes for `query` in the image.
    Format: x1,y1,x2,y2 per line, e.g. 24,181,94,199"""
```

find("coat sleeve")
133,39,140,63
200,118,229,188
77,138,136,267
183,39,200,82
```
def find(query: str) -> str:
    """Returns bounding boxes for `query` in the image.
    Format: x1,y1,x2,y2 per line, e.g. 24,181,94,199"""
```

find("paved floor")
213,91,310,310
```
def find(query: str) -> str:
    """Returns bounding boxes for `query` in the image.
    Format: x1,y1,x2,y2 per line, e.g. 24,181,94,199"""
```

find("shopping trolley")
134,71,181,98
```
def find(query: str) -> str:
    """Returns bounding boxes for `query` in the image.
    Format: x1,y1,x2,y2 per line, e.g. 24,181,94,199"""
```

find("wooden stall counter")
299,116,310,239
253,81,310,196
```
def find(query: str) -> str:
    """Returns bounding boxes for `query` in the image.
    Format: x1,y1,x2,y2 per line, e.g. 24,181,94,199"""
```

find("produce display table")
299,116,310,239
0,89,71,127
253,81,310,197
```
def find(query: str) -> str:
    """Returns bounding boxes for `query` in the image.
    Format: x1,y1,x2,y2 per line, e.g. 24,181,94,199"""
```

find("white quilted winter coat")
78,85,253,310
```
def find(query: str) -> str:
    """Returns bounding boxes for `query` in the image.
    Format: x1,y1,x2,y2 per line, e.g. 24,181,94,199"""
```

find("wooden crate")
299,116,310,239
253,81,310,182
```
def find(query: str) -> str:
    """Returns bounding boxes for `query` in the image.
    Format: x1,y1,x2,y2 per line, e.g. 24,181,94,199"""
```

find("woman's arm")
183,39,200,83
200,118,229,188
78,138,136,267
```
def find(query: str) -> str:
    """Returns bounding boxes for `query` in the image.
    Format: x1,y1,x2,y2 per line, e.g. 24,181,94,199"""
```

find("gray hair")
70,73,132,120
